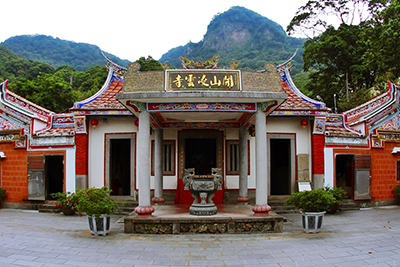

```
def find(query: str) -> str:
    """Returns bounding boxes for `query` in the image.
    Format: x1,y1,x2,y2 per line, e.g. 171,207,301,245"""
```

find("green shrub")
324,186,347,201
285,189,337,212
0,188,7,203
74,187,120,217
394,185,400,198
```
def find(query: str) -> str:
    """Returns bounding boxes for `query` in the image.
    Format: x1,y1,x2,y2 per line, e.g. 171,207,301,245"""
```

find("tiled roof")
1,80,53,122
34,114,75,137
325,115,363,138
273,57,328,114
79,79,126,110
344,92,390,125
277,80,323,111
34,125,75,137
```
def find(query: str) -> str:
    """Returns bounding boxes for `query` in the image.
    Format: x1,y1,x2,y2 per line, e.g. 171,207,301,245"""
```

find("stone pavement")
1,206,400,267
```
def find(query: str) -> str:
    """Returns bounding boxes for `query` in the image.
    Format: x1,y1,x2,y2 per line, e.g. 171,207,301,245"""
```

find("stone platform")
124,204,284,234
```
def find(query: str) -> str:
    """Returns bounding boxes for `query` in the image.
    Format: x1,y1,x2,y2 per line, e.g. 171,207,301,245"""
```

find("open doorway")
110,139,131,195
335,154,354,198
185,138,216,175
46,155,64,198
177,130,224,204
270,139,291,195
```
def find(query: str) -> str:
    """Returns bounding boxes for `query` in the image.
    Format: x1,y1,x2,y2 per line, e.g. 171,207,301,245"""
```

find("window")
162,141,175,174
151,140,175,175
227,141,240,174
397,161,400,181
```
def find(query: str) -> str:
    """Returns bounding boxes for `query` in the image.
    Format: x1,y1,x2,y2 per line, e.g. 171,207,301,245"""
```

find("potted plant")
0,188,7,209
285,188,337,233
50,191,77,215
324,186,347,214
74,187,121,236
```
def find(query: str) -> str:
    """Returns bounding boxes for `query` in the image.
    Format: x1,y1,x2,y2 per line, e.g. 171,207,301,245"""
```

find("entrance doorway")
270,139,291,195
110,139,131,195
185,138,216,175
176,130,224,204
46,155,64,197
28,155,64,201
335,154,354,198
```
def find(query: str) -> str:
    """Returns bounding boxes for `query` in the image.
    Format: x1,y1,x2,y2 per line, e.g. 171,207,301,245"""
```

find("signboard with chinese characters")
166,70,241,91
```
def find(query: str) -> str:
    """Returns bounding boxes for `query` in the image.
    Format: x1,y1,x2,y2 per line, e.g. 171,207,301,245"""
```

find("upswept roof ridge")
344,81,399,126
34,113,75,137
72,52,129,113
273,51,328,114
0,80,53,122
325,114,363,138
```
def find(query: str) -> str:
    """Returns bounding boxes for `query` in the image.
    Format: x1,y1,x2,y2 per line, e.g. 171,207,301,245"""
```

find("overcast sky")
1,0,309,62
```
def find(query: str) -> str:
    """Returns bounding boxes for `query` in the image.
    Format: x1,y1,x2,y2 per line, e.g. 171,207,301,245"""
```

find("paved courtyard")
0,206,400,266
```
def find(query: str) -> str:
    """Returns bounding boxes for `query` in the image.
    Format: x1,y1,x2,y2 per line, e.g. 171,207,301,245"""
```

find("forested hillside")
0,46,107,113
1,35,130,71
160,6,306,74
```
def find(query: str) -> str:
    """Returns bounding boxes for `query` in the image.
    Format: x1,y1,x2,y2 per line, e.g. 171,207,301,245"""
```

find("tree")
287,0,392,112
135,56,163,71
13,73,75,113
365,0,400,79
302,24,375,110
287,0,386,38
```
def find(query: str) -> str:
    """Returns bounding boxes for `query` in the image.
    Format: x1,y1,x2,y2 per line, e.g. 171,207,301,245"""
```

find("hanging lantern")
134,119,139,127
91,118,99,129
300,119,308,128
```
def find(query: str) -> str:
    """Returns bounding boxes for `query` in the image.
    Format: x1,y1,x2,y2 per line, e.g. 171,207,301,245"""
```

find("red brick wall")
312,134,325,174
75,134,88,175
333,142,400,202
0,143,65,203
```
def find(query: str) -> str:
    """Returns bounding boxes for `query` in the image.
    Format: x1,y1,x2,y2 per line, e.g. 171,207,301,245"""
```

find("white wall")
324,147,334,187
88,116,136,188
150,129,178,190
65,148,76,193
266,117,311,154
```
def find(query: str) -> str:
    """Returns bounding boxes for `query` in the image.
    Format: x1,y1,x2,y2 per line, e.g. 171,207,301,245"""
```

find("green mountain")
160,6,306,74
1,35,130,71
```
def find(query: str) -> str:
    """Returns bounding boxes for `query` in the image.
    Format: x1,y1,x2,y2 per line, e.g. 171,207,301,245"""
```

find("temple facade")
1,54,399,212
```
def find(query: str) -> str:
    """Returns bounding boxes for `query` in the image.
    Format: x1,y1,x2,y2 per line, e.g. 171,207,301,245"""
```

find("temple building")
1,53,399,213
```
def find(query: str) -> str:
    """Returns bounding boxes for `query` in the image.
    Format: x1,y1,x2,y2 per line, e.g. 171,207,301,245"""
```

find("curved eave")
277,50,327,110
73,66,116,109
0,80,52,122
346,81,399,126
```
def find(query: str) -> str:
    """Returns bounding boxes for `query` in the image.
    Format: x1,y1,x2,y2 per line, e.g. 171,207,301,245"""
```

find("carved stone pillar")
237,127,250,204
152,128,165,205
135,110,154,217
252,107,271,216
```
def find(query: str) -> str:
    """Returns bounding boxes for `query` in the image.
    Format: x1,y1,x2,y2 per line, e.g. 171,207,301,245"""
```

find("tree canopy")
287,0,399,112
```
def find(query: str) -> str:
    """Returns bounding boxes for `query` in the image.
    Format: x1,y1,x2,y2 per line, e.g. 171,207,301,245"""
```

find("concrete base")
124,204,284,234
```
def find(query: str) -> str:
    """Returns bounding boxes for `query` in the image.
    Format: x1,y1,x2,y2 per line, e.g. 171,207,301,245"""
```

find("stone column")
237,127,250,204
152,128,165,205
135,110,154,217
252,107,271,216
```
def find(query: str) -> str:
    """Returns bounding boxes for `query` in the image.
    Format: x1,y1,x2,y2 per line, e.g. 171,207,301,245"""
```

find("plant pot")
60,206,75,215
302,211,326,233
87,215,111,236
326,203,339,214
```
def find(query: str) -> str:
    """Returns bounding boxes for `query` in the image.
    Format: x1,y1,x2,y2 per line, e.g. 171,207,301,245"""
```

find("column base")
151,197,166,205
252,204,271,216
135,206,155,217
237,196,251,205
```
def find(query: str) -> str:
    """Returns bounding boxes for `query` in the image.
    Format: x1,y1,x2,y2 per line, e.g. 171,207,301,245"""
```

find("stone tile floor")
1,206,400,266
